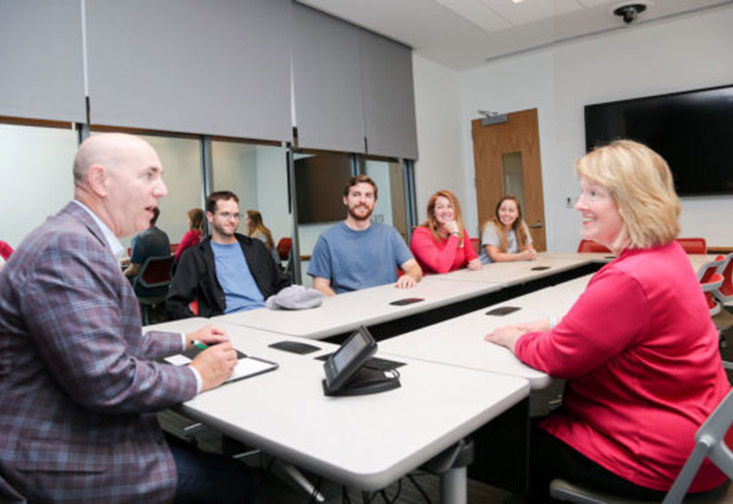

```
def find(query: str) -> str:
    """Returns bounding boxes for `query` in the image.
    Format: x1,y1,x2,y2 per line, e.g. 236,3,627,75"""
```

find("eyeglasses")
216,212,242,220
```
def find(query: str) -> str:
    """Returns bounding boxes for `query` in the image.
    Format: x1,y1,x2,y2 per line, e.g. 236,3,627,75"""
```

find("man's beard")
212,221,236,238
347,203,373,221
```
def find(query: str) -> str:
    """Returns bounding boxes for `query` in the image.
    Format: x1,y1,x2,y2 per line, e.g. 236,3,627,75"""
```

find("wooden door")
471,108,546,251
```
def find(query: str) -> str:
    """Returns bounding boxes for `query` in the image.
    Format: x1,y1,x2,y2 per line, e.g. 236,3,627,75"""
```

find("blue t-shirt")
307,222,413,294
210,241,265,313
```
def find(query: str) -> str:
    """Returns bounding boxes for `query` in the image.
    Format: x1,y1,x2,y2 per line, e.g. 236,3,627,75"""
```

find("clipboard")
164,346,278,384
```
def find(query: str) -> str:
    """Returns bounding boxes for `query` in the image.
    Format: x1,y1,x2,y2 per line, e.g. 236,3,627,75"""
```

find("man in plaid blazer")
0,134,254,502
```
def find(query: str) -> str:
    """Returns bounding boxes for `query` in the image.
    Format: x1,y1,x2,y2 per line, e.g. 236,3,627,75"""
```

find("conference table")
215,252,603,341
379,274,593,390
147,318,530,503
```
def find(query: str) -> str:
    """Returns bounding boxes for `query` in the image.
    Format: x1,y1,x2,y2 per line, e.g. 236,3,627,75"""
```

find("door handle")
528,219,542,229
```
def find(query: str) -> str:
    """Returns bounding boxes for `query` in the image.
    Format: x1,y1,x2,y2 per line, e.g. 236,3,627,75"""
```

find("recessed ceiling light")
511,0,525,4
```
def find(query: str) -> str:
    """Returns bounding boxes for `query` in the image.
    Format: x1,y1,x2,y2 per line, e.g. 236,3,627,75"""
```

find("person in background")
167,191,289,319
308,175,422,296
0,133,256,503
244,209,280,264
485,140,729,502
124,207,170,295
0,240,12,261
175,207,204,262
478,195,536,264
410,190,481,274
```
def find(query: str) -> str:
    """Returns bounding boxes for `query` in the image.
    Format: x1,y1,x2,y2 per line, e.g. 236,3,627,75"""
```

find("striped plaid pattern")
0,203,198,503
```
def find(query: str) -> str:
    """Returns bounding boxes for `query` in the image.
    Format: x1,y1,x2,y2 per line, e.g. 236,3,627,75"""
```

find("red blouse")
516,242,730,492
409,226,477,274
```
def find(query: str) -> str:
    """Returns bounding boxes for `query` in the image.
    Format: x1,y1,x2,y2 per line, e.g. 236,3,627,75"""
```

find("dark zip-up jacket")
166,233,289,320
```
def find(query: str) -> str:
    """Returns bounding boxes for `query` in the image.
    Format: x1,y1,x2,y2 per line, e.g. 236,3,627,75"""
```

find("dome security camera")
613,3,648,24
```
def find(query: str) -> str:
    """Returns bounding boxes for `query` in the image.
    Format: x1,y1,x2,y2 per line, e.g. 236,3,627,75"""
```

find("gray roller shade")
0,0,85,122
86,0,292,142
292,4,365,153
360,29,418,160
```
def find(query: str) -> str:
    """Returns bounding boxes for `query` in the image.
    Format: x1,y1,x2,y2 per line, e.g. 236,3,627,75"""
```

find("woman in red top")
174,208,204,262
410,190,481,274
486,140,730,502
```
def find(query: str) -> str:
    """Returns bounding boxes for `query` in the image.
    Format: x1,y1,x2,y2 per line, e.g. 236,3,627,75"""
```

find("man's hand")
189,341,238,392
396,274,418,289
186,325,229,349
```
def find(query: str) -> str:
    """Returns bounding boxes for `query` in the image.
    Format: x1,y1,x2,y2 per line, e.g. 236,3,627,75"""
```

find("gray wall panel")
0,0,86,122
360,30,418,160
292,4,365,153
86,0,292,141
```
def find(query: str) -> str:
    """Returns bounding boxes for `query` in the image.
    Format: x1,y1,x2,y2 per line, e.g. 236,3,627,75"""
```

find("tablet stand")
322,367,400,397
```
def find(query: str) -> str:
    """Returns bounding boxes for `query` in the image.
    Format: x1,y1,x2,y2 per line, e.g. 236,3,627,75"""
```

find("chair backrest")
714,253,733,302
577,239,611,253
169,242,179,253
137,254,175,289
676,237,707,254
470,238,480,255
662,388,733,503
276,237,292,261
698,258,725,315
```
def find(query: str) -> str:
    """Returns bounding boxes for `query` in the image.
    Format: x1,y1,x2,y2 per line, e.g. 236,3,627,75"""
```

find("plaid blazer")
0,202,198,503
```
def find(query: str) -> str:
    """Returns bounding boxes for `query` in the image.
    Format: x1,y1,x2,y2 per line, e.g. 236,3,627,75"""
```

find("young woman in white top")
478,195,537,264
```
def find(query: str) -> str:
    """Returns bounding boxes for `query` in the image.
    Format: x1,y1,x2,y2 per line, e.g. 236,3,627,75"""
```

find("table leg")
440,466,467,504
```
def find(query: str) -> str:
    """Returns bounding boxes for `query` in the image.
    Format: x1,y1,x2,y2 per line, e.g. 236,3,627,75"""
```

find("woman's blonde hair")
245,209,274,251
576,140,681,250
422,190,465,244
482,195,529,253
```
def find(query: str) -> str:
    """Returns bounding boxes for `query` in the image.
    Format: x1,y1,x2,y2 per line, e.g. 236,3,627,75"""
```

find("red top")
0,240,13,261
409,226,478,274
174,230,201,262
516,241,730,492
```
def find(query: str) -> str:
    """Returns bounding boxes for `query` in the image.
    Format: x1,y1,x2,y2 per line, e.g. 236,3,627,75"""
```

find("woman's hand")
484,325,526,354
443,220,460,236
467,258,482,270
520,245,537,261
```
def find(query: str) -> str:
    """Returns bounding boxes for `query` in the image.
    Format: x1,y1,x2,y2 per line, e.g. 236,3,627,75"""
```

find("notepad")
164,346,278,384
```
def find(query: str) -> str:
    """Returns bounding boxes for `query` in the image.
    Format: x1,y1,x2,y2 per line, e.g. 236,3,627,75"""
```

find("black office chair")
132,254,175,325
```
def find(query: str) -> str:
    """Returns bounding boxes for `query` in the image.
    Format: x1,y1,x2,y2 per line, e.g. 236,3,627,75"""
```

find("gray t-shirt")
478,221,532,264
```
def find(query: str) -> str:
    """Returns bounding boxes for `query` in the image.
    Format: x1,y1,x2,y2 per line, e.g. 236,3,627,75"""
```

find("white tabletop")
146,318,530,491
379,275,595,390
432,252,597,287
214,276,503,340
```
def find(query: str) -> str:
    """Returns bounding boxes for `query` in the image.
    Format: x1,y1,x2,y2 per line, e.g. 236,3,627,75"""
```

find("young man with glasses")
167,190,289,319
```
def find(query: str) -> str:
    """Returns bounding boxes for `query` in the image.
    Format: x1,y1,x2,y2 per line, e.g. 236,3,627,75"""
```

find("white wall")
411,56,466,229
414,4,733,251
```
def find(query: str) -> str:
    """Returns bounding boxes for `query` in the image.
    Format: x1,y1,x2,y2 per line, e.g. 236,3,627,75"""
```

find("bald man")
0,134,255,503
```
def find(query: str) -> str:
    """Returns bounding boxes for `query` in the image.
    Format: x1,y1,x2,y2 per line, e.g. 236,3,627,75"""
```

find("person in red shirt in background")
486,140,730,502
0,240,13,261
175,208,204,263
410,190,481,274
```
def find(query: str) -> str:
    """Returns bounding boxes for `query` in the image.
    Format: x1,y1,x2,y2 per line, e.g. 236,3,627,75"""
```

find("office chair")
470,238,480,256
132,254,175,325
676,237,707,254
551,388,733,504
713,253,733,305
276,237,292,262
698,257,727,316
577,239,611,253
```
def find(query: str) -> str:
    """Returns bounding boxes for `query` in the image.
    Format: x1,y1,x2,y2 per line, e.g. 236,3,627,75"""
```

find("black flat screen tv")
584,84,733,196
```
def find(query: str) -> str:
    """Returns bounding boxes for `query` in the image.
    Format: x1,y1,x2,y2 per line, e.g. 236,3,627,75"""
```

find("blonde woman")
409,190,480,274
486,140,729,502
478,195,536,264
244,209,280,263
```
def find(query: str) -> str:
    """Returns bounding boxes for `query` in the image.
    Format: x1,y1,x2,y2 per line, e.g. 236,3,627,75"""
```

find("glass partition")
0,122,79,249
211,139,292,269
363,158,409,244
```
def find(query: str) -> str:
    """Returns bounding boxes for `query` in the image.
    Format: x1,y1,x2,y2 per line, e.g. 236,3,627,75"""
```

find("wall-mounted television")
584,84,733,196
